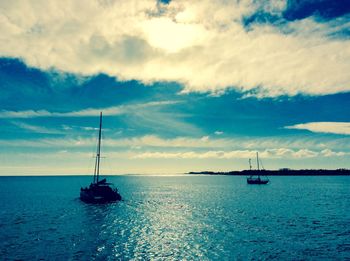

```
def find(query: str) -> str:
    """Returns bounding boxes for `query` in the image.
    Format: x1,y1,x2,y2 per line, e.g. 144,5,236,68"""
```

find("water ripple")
0,176,350,260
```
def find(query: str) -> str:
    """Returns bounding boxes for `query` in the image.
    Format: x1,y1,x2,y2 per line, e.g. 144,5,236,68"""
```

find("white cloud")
11,121,63,134
141,17,209,52
1,133,349,174
0,101,178,118
285,122,350,135
0,0,350,96
133,150,257,159
133,148,348,159
2,134,350,156
321,149,346,157
81,126,99,131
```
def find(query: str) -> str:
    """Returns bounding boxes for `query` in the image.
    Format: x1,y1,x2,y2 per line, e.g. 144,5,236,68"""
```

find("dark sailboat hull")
247,178,269,184
80,185,122,204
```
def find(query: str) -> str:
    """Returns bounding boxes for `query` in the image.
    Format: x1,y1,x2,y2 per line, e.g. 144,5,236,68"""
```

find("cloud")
285,122,350,135
0,0,350,96
320,148,346,157
0,137,96,148
11,121,63,134
0,101,178,118
0,100,202,136
133,148,348,159
80,126,99,131
2,134,350,153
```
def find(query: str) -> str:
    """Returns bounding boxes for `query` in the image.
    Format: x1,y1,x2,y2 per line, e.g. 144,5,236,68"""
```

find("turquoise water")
0,175,349,260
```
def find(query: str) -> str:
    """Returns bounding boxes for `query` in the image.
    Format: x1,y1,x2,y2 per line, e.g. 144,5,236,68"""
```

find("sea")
0,175,349,260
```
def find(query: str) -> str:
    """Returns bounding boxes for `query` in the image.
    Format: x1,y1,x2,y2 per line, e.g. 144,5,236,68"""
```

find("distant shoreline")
187,169,350,176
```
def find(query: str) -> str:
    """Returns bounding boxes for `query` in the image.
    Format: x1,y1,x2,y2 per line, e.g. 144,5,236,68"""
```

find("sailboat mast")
256,151,260,171
93,155,98,183
96,112,102,183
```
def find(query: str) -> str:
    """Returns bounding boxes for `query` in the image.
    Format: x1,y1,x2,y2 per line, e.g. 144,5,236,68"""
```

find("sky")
0,0,350,175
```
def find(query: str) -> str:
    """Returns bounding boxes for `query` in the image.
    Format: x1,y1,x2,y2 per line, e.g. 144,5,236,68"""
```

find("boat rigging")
80,112,122,203
247,152,269,185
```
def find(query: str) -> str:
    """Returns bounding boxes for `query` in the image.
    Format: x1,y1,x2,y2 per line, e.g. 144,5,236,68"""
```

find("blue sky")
0,0,350,175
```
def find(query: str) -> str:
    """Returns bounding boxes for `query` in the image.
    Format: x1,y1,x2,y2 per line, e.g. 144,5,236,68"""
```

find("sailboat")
247,152,269,185
80,112,122,203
